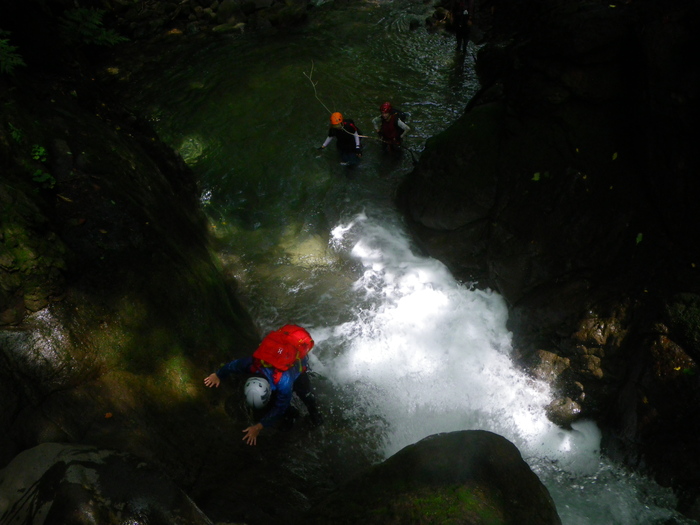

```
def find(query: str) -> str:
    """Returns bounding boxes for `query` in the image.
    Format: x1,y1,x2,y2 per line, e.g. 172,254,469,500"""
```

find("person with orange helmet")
319,111,363,166
372,102,411,154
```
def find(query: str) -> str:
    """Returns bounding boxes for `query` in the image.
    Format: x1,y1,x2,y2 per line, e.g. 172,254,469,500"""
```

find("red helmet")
380,102,392,113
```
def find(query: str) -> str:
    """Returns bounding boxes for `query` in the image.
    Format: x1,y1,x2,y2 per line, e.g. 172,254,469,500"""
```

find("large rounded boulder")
302,430,561,525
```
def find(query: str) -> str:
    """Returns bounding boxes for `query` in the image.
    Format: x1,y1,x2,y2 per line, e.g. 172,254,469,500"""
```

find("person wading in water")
372,102,411,154
319,111,363,166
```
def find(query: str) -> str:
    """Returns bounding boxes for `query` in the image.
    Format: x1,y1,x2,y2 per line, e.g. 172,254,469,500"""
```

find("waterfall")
310,212,687,525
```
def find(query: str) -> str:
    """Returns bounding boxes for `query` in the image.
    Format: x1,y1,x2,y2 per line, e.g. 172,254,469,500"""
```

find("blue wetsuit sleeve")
216,356,253,380
259,374,294,428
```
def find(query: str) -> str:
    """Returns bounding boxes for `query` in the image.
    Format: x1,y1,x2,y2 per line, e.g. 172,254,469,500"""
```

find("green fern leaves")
60,8,129,47
0,30,26,76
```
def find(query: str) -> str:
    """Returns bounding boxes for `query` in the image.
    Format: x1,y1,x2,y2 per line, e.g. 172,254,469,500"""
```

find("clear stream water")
119,1,694,523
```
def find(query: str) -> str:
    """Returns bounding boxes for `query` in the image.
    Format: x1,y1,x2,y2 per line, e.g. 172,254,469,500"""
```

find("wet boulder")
302,430,561,525
0,443,213,524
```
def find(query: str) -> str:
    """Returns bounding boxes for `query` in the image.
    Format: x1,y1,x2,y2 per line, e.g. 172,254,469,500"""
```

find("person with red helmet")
372,102,411,154
318,111,363,166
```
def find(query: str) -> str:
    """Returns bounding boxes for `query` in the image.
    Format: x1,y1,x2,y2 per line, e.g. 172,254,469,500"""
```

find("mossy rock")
302,430,561,525
665,293,700,362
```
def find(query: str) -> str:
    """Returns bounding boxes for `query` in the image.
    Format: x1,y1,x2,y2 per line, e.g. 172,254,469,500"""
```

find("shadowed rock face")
402,0,699,304
0,77,261,480
0,443,213,525
303,430,562,525
399,0,700,516
0,434,558,525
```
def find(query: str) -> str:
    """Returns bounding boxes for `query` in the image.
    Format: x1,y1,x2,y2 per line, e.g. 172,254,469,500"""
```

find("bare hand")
242,423,263,446
204,373,220,388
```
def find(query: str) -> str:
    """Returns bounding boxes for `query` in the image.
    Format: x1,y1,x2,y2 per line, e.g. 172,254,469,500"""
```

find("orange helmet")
330,112,343,125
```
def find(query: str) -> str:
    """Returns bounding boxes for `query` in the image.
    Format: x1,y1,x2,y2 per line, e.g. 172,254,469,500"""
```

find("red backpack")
252,324,314,372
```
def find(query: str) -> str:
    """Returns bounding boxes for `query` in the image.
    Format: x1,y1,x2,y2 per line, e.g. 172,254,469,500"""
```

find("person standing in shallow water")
372,102,411,154
451,0,474,53
319,112,363,167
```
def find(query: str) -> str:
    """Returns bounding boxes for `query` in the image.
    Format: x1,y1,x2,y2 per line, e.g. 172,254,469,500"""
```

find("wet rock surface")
400,0,700,517
0,443,213,524
303,430,562,525
1,0,266,520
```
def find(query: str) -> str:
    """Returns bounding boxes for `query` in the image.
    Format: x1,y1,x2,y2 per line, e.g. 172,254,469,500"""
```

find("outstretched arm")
353,130,362,157
204,373,220,388
204,356,253,387
242,423,264,446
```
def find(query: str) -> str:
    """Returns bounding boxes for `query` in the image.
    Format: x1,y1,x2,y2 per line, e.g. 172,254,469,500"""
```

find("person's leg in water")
280,404,300,431
379,133,390,153
294,372,323,426
382,137,403,160
340,149,361,167
462,25,471,53
455,20,470,53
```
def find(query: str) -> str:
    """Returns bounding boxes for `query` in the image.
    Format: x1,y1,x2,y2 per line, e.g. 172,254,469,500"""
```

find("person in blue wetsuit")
204,354,322,445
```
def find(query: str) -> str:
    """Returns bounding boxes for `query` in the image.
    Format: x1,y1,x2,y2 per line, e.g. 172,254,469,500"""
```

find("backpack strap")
251,357,284,385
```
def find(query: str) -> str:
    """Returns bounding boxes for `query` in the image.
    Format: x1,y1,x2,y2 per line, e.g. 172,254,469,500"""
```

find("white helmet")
244,377,271,409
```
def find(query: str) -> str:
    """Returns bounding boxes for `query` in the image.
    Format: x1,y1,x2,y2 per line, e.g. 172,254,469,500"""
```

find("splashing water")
311,212,689,525
319,213,589,459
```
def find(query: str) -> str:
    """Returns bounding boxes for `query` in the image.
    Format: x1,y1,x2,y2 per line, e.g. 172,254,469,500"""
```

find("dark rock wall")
400,0,700,516
0,74,261,472
1,0,262,495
